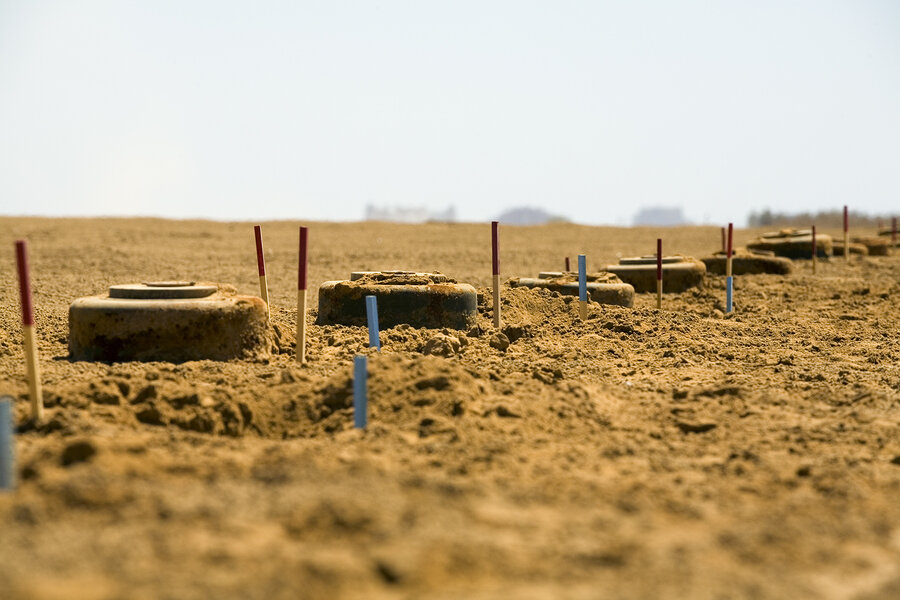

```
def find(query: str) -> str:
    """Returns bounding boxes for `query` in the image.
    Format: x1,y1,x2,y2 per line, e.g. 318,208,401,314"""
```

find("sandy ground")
1,217,899,600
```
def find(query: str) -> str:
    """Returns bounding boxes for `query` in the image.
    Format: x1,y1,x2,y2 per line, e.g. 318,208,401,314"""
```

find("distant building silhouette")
496,207,569,225
632,207,687,226
364,204,455,223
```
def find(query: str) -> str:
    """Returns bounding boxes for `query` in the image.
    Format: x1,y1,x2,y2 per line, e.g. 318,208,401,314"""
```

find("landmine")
747,229,832,259
852,237,889,256
509,271,634,307
69,282,269,362
606,256,705,293
317,271,477,330
702,248,793,275
876,229,900,247
832,241,869,257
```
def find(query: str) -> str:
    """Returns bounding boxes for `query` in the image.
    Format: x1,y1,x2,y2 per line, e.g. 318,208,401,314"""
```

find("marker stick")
726,223,734,278
843,205,849,262
297,226,308,364
15,241,43,422
656,239,662,310
726,276,733,313
721,227,726,253
812,225,817,274
491,221,501,329
366,295,380,350
0,397,13,491
892,217,897,251
353,356,367,429
565,256,570,272
578,254,587,320
254,226,270,319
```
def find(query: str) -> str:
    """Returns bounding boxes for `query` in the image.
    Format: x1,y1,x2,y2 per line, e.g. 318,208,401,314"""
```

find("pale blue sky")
1,1,898,225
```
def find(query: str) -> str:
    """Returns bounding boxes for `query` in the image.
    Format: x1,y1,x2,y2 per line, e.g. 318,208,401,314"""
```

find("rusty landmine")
747,228,832,259
606,255,706,293
510,271,634,307
68,282,270,362
702,248,793,275
317,271,477,330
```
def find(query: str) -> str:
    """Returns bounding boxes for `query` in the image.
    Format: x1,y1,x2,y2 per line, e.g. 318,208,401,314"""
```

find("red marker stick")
253,226,270,319
726,223,734,277
14,241,43,422
15,242,33,327
565,256,570,272
491,221,501,328
297,226,309,364
843,205,849,262
892,217,897,246
656,238,663,309
298,226,308,291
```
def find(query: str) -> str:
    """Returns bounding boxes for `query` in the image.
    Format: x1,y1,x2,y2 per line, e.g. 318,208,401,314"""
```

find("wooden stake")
656,238,662,310
843,205,849,263
721,227,726,253
812,225,817,274
297,227,308,364
492,221,501,329
15,241,43,423
254,225,270,319
726,223,733,278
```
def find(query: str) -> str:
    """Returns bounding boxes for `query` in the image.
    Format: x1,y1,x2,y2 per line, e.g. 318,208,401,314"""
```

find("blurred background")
1,1,898,226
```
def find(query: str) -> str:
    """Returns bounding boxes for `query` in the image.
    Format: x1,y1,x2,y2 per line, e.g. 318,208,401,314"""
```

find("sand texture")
1,218,899,599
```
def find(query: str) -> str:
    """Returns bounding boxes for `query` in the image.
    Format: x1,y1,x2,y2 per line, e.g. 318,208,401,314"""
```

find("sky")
1,1,898,226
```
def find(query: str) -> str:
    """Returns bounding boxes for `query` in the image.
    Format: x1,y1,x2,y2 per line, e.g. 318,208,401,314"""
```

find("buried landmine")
606,255,706,293
852,237,891,256
317,271,477,330
702,248,793,275
68,282,270,362
509,271,634,307
747,228,832,259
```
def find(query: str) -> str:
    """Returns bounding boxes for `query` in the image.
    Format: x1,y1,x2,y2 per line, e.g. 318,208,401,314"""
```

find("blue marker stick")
365,295,380,350
726,276,733,313
577,254,588,320
0,396,14,491
353,356,368,429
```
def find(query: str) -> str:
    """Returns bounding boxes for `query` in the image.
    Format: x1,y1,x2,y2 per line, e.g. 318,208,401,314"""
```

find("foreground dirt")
1,218,899,600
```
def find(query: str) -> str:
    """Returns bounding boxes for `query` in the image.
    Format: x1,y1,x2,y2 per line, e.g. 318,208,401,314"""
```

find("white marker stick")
254,225,270,319
15,241,43,422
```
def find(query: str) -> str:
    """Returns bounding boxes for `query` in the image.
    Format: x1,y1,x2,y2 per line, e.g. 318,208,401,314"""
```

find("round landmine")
701,249,793,275
606,256,705,293
747,228,832,259
833,241,869,257
510,272,634,307
317,272,477,330
69,282,269,362
876,228,900,246
350,271,453,283
851,237,887,256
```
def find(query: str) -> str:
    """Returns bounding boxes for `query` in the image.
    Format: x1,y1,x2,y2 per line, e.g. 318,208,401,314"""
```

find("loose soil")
1,218,899,599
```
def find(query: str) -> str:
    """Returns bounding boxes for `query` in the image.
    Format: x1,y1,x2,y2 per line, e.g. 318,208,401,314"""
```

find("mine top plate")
349,271,454,284
618,256,685,265
761,228,812,239
109,282,218,300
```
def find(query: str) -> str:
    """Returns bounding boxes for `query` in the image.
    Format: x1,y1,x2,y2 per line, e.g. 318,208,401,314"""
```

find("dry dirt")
1,218,899,600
